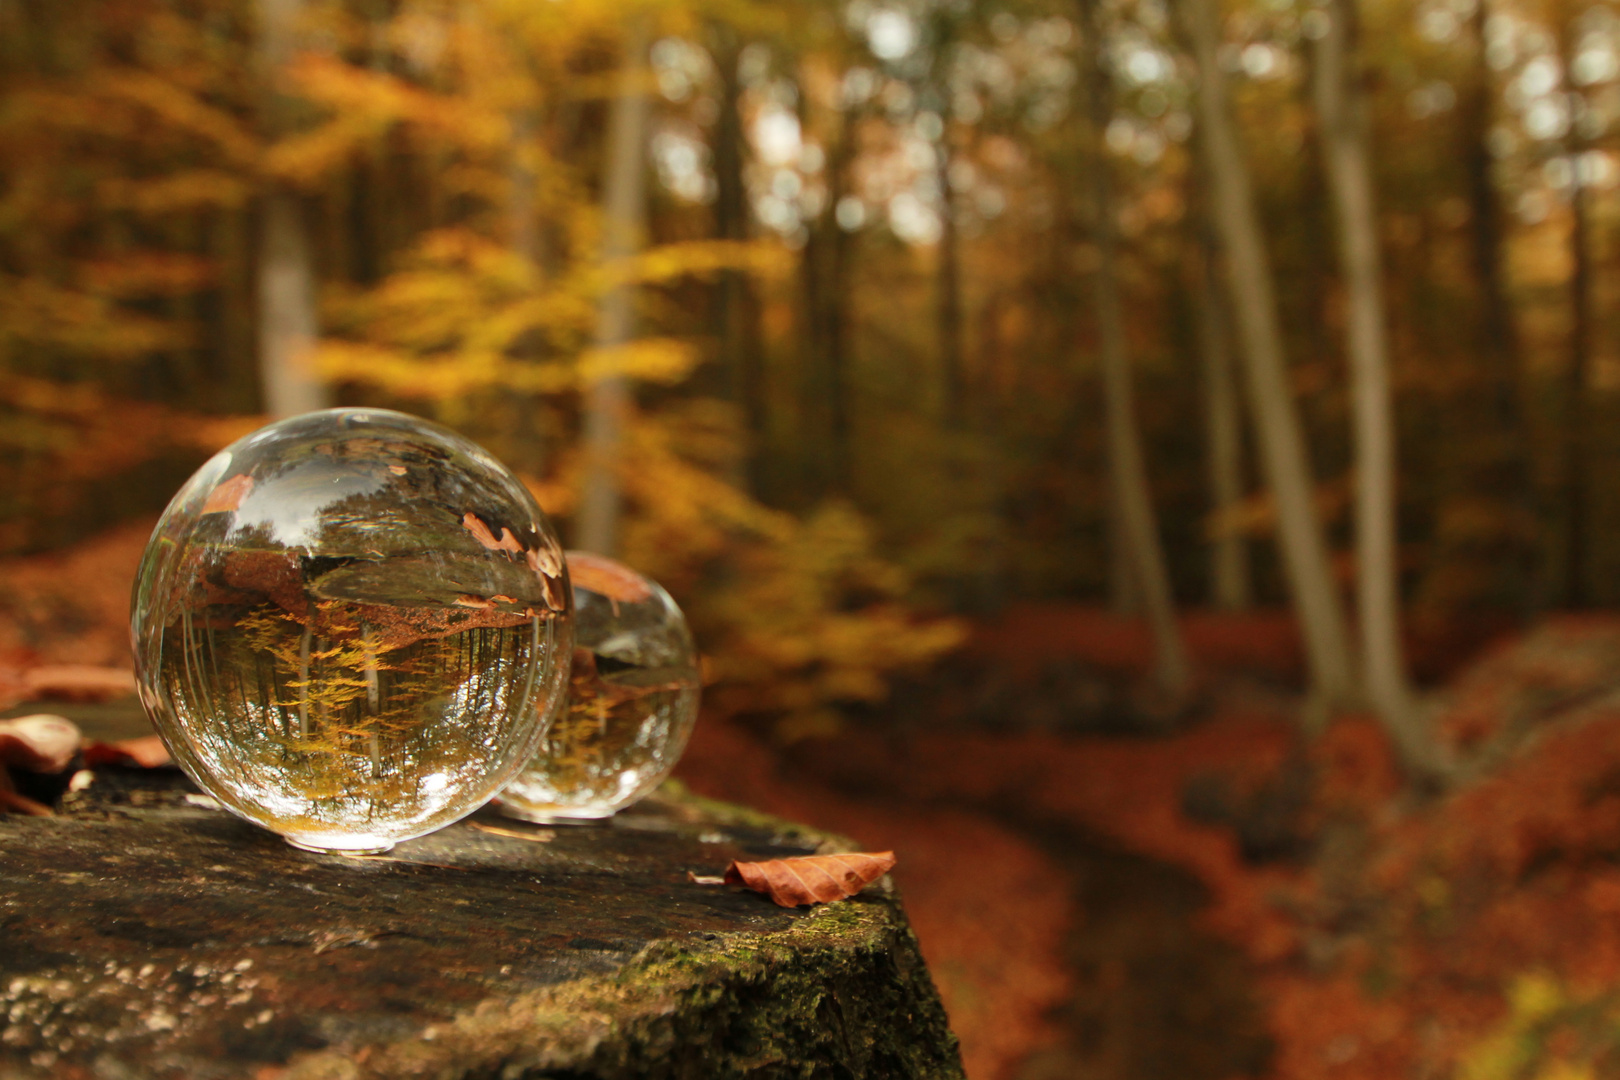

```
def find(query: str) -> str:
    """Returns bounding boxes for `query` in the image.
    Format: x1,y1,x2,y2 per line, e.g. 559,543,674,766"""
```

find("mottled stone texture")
0,766,962,1079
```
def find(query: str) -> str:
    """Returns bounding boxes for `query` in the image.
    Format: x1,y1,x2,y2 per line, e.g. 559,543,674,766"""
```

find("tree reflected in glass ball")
498,552,700,824
130,409,573,854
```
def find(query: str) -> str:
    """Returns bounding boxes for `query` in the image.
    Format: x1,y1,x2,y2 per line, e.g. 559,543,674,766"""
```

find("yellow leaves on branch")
93,69,260,167
598,410,967,737
267,55,507,187
316,231,779,400
607,241,794,288
577,339,702,386
317,338,702,399
0,278,189,362
693,501,969,736
95,170,254,215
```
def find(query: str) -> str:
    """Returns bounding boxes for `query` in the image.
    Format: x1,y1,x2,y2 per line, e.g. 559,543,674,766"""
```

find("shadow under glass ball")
130,408,573,854
497,552,700,825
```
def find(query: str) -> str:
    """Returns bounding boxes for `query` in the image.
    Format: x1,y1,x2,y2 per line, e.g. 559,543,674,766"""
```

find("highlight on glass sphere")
497,552,701,824
129,408,573,854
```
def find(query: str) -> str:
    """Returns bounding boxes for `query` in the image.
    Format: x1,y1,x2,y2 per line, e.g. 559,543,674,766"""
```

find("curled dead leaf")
0,714,83,817
0,714,81,773
722,851,897,908
566,551,653,605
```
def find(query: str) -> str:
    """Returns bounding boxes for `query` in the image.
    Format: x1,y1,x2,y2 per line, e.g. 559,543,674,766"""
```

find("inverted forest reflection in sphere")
130,409,573,854
498,552,700,824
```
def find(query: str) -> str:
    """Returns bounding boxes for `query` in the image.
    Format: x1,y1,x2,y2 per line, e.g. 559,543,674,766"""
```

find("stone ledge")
0,764,962,1079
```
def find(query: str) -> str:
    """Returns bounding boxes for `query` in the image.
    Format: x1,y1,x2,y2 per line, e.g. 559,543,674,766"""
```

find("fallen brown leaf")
722,851,896,907
0,714,83,817
0,714,81,773
22,664,136,701
0,788,53,816
82,735,171,769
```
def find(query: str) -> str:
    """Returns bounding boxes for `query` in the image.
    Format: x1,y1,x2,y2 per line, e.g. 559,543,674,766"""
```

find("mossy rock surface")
0,757,961,1079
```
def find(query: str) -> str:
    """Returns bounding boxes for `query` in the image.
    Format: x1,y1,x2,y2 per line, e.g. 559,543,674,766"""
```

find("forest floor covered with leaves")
8,522,1620,1080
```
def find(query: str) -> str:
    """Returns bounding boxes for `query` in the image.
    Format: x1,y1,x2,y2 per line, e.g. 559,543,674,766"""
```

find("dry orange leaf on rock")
722,851,897,908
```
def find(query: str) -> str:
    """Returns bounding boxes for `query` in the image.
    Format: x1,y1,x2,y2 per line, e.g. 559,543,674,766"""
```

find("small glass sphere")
498,552,700,824
130,408,573,854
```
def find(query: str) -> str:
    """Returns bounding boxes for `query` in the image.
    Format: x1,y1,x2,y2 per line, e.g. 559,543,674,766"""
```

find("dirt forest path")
678,704,1285,1080
1010,819,1270,1080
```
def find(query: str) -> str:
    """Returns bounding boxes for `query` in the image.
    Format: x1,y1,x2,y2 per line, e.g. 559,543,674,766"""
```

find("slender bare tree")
802,91,859,496
1081,0,1191,698
1313,0,1437,769
576,26,651,557
1558,11,1594,609
1444,0,1536,613
711,25,766,494
256,0,327,419
1195,228,1253,611
936,131,966,432
1182,0,1357,708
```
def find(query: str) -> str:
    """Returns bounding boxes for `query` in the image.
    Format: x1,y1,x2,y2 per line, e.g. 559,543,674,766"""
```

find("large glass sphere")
130,409,573,854
498,552,700,824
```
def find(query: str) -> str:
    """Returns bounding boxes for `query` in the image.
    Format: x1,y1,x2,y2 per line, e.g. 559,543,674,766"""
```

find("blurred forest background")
12,0,1620,1075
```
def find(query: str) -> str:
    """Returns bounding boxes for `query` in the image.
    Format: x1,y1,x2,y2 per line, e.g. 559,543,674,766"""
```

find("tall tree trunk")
509,109,542,270
1109,493,1142,615
1081,0,1191,698
1181,0,1358,707
801,105,857,498
1563,166,1592,606
576,26,650,557
507,105,553,475
1448,0,1535,613
825,111,856,494
1313,0,1435,769
256,0,326,419
1560,15,1593,608
800,86,858,499
937,136,966,430
710,24,764,494
1196,228,1253,610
